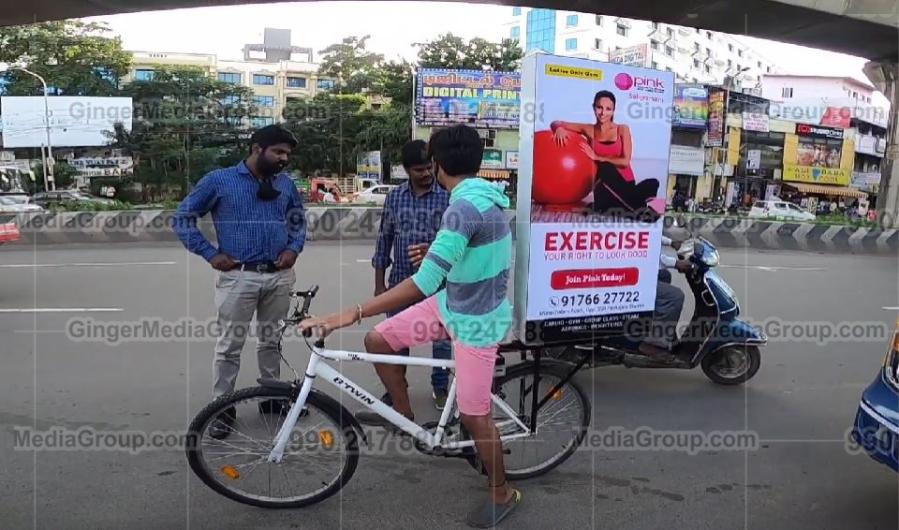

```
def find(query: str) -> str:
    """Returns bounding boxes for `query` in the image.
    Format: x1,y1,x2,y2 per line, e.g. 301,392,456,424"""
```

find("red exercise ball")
531,130,596,205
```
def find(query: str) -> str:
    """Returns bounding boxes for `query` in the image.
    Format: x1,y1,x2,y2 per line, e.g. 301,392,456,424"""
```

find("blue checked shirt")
372,181,449,287
172,161,306,263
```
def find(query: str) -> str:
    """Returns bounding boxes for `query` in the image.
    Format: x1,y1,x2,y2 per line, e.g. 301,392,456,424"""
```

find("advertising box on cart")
514,54,675,344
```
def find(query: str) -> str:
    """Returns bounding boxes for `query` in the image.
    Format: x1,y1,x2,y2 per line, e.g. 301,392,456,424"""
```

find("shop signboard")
414,69,521,129
669,145,704,176
505,150,519,169
782,165,851,186
672,84,708,129
516,54,674,344
795,123,844,140
856,135,881,157
481,148,504,168
707,88,727,147
608,44,650,68
742,112,770,132
851,171,881,193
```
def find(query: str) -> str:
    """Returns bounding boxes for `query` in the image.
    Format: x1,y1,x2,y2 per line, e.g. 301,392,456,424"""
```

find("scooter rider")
639,235,691,359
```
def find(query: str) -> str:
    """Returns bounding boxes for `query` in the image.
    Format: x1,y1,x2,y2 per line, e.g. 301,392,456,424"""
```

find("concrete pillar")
864,61,899,228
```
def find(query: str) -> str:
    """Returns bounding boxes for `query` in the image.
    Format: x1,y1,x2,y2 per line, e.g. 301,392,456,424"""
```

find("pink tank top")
592,126,635,182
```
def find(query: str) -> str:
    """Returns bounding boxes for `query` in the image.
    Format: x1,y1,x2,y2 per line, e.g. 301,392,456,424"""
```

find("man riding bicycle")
300,124,520,528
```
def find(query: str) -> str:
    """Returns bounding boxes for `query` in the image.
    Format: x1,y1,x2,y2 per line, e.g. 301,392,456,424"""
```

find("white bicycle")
186,286,591,508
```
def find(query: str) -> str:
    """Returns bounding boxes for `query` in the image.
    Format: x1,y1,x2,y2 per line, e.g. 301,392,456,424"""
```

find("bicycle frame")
267,346,532,463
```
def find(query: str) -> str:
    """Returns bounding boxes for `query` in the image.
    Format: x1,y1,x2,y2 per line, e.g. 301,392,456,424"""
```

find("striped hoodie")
411,178,512,347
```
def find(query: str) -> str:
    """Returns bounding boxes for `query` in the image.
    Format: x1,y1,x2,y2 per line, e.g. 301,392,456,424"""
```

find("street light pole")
0,64,55,191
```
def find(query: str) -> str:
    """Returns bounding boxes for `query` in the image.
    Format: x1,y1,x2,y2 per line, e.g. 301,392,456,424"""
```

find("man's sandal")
466,482,522,528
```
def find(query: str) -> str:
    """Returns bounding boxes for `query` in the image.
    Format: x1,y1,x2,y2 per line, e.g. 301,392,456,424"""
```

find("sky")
86,1,889,105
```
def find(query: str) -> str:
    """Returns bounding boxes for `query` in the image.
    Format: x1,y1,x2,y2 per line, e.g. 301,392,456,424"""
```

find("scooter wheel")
701,345,761,385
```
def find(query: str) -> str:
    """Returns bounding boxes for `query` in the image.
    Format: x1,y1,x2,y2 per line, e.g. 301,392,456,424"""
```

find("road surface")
1,242,897,529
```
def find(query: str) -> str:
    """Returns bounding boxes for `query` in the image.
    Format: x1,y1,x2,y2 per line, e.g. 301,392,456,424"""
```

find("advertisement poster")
356,151,382,179
672,84,709,129
414,69,520,129
515,54,675,344
707,88,727,147
746,149,761,170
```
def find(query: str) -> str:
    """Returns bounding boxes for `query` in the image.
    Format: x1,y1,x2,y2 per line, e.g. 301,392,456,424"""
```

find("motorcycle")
696,199,725,215
552,237,766,385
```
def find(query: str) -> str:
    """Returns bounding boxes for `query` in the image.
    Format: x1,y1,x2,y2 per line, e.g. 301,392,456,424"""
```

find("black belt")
235,261,279,273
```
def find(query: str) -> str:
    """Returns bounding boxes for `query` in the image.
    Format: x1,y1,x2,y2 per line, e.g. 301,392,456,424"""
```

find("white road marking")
719,265,826,272
0,261,176,269
356,259,369,263
0,308,124,313
883,307,899,311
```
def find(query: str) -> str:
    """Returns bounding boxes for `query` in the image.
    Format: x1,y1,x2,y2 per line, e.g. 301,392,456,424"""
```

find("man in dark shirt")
173,125,305,438
372,140,451,409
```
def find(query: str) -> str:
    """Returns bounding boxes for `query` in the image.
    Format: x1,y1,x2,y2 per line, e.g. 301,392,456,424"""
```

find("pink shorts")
373,296,498,416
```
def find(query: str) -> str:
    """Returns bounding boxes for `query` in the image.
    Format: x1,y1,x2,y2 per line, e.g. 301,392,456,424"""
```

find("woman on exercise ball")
550,90,661,221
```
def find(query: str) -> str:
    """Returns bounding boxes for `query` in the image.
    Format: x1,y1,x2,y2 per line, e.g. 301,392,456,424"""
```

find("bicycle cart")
186,286,592,508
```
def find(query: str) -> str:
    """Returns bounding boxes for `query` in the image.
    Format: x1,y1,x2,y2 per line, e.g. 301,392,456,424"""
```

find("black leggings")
591,162,660,219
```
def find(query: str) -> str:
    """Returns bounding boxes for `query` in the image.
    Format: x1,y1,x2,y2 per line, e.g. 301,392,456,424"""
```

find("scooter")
552,237,767,385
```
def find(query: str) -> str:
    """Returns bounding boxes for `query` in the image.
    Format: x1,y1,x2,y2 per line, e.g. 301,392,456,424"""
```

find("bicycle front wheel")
467,360,591,480
186,386,359,508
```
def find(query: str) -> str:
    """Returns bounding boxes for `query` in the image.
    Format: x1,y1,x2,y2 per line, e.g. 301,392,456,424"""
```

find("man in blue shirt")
372,140,452,409
173,125,305,438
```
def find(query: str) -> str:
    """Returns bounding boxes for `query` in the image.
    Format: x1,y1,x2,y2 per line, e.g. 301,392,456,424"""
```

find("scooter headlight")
883,319,899,388
702,248,720,267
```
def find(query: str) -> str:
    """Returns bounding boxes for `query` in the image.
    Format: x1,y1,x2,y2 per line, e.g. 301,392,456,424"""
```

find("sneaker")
259,399,309,418
209,407,236,440
432,388,448,410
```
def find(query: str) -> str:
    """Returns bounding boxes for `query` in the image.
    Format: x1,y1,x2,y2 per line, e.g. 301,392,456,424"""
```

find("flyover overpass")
2,0,899,223
1,0,897,60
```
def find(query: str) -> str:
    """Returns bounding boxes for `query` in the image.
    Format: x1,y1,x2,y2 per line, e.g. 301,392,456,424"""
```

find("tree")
416,33,522,72
318,35,385,95
282,93,366,176
356,102,412,170
380,60,415,105
0,20,131,96
32,160,78,192
111,67,255,201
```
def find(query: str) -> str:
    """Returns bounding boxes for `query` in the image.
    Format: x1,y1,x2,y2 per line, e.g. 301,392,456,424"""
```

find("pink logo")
614,73,633,91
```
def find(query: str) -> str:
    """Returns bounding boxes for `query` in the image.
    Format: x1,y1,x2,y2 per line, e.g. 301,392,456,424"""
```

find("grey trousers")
213,268,296,397
648,280,686,349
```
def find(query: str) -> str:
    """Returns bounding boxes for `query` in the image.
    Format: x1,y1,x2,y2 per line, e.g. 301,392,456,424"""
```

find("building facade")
125,28,336,127
504,8,778,89
762,74,889,204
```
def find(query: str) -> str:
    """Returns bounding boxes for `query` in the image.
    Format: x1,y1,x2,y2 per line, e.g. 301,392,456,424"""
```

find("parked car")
352,184,396,206
850,320,899,472
747,200,816,222
0,195,44,213
30,190,116,208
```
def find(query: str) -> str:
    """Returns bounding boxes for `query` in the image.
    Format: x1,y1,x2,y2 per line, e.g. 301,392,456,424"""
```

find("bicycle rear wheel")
186,386,359,508
466,360,591,480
